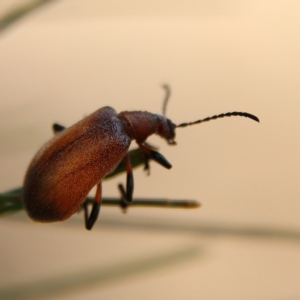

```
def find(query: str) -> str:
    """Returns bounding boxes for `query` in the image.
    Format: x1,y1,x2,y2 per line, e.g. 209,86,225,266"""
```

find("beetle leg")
143,154,151,175
141,142,158,175
118,183,129,212
84,182,102,230
138,143,172,170
125,153,134,203
52,123,66,134
118,154,134,212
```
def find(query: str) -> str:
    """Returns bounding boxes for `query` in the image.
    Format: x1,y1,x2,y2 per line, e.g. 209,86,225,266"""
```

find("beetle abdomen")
23,113,131,223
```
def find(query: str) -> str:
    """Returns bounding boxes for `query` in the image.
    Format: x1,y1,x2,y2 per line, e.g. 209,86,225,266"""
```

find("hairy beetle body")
23,86,259,230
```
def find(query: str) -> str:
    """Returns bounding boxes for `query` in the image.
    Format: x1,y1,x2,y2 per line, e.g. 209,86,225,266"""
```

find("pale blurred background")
1,1,300,299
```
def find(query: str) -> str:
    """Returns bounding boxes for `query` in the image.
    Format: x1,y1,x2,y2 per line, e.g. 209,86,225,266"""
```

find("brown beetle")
23,86,259,230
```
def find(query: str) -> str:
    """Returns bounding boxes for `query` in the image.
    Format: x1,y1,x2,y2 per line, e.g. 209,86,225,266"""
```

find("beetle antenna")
176,111,259,128
162,84,171,117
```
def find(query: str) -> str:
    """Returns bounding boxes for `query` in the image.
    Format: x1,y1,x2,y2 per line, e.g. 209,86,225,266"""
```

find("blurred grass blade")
0,192,200,216
0,0,56,33
0,246,200,300
0,193,23,215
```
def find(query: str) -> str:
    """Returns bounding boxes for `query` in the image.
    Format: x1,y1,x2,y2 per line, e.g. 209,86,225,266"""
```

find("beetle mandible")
23,85,259,230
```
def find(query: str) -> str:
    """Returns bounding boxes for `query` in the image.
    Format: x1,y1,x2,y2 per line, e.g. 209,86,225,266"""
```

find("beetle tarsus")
149,150,172,169
84,201,101,230
84,182,102,230
143,154,151,175
138,143,172,170
118,183,129,213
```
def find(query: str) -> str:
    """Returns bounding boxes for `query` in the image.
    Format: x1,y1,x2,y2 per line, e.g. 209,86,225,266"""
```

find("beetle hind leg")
84,182,102,230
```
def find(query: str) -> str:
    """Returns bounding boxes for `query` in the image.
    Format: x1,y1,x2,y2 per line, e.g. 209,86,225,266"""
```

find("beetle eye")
166,119,176,140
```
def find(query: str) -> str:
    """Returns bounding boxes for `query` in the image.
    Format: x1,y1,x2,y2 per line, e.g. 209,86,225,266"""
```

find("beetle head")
156,116,177,145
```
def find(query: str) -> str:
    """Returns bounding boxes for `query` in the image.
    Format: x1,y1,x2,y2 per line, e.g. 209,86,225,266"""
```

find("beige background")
1,1,300,299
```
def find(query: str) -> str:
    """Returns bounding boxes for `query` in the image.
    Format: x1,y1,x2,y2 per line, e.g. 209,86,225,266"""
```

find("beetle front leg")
143,154,150,175
138,143,172,170
84,182,102,230
140,142,159,175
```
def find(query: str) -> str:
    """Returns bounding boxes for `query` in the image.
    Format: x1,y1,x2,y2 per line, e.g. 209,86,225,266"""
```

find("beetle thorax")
118,111,176,144
118,111,158,143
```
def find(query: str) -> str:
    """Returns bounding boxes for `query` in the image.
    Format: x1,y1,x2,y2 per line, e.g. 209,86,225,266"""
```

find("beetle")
23,85,259,230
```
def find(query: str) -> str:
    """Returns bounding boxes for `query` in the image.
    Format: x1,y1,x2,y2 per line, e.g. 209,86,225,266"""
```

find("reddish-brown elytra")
23,85,259,230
